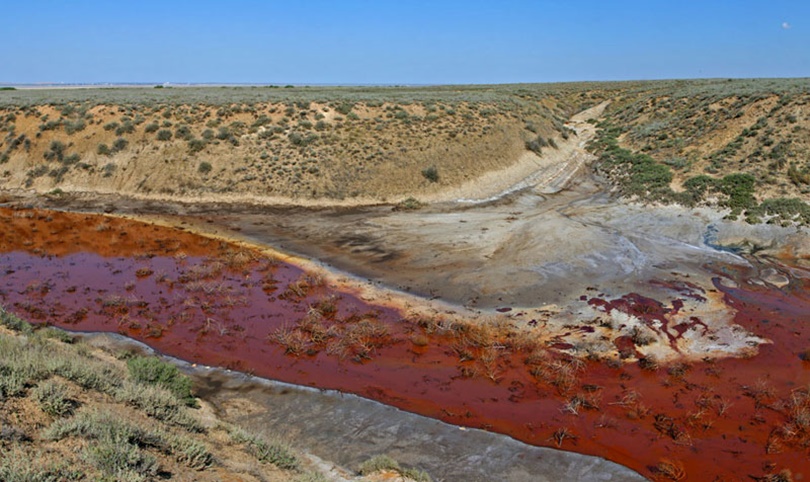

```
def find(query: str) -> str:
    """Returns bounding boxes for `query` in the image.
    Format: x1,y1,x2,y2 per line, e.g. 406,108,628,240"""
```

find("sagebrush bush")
115,383,201,431
112,137,128,152
188,138,206,153
170,436,213,469
82,440,159,480
126,355,196,407
0,448,83,482
230,427,299,471
33,380,73,417
51,353,124,394
358,454,400,475
0,307,33,334
358,454,431,481
45,409,160,446
421,166,439,183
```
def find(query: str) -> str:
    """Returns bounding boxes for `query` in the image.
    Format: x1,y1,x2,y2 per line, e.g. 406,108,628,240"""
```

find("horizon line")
2,76,809,90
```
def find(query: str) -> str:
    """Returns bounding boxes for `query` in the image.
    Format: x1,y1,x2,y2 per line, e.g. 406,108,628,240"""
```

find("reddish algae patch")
1,206,809,481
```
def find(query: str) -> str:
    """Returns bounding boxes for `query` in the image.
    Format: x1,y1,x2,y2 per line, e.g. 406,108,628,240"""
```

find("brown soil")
0,97,569,205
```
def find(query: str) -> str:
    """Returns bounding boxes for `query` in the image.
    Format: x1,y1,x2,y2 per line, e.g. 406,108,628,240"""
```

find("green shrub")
102,163,116,177
144,122,159,133
294,472,328,482
627,158,672,195
335,103,354,115
97,143,112,156
52,355,123,394
216,127,231,140
0,365,29,398
0,448,83,481
44,140,66,162
251,115,271,128
175,125,192,140
115,121,135,136
590,124,675,201
0,307,33,334
394,197,424,211
170,436,213,469
48,165,69,183
288,132,317,147
63,153,80,165
38,327,75,344
359,454,400,475
125,356,196,407
402,468,433,482
720,173,756,210
156,129,172,141
188,138,206,153
39,120,62,132
747,197,810,225
230,427,299,470
112,138,128,152
197,161,212,174
683,175,718,198
46,408,150,444
33,380,73,417
525,135,547,155
64,119,86,135
83,439,160,480
421,166,439,183
358,454,431,481
115,383,183,424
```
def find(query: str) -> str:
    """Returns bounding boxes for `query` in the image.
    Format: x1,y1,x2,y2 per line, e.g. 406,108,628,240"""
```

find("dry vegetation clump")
651,458,686,481
549,426,577,448
357,454,432,482
0,307,321,481
271,305,392,363
762,384,810,456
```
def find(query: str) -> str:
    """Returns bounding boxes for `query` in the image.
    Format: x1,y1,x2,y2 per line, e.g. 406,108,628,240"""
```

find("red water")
1,207,809,481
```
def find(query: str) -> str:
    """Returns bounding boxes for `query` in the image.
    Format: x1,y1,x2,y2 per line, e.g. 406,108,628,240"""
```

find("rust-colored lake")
1,207,808,481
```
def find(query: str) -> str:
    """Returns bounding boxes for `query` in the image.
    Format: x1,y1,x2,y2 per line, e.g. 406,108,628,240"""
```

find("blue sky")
3,1,807,84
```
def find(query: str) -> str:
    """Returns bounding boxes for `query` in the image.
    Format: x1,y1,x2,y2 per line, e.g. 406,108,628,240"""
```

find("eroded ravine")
1,100,808,481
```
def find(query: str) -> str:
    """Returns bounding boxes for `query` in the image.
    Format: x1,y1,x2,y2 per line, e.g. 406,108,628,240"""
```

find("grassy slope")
0,307,314,481
0,85,606,203
588,78,810,224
